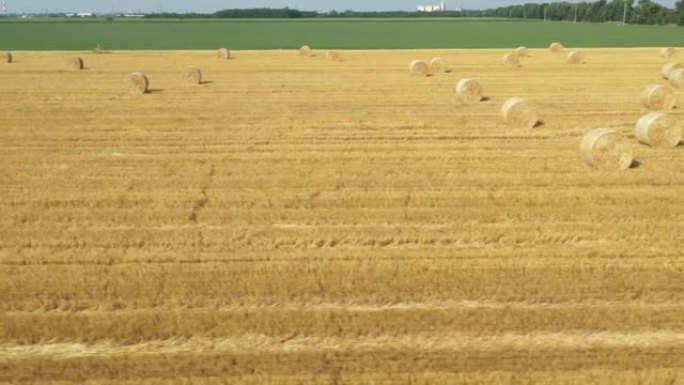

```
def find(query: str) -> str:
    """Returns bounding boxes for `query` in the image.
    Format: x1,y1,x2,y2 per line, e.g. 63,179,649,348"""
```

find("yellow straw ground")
0,49,683,384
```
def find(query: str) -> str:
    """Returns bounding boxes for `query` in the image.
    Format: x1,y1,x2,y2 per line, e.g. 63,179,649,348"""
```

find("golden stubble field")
1,48,684,384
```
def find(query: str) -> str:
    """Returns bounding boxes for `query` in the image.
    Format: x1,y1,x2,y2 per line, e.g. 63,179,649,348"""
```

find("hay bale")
0,51,12,64
662,63,683,79
65,56,83,70
125,72,149,95
566,51,583,64
580,128,633,171
409,60,430,76
550,42,564,52
455,78,483,103
326,50,341,61
669,67,684,88
635,112,681,148
430,57,447,73
660,47,675,59
299,45,312,57
502,53,521,68
641,84,675,110
501,97,539,128
182,66,202,85
217,48,231,60
515,46,528,57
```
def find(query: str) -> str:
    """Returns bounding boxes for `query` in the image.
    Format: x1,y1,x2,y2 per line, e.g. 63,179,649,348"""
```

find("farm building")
417,2,446,12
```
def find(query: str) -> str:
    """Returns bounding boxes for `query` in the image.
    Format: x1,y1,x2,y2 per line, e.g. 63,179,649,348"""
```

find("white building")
417,2,446,12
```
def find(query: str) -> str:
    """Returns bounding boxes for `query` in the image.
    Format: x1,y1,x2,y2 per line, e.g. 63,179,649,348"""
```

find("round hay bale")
641,84,675,110
299,45,312,57
326,50,341,61
430,57,446,73
660,47,675,59
501,97,539,129
65,56,84,70
580,128,633,171
515,46,528,57
502,53,521,68
455,78,483,103
661,63,683,79
409,60,430,76
669,67,684,88
0,51,12,64
566,51,583,64
549,42,564,52
182,66,202,85
217,48,231,60
635,112,681,148
125,72,149,95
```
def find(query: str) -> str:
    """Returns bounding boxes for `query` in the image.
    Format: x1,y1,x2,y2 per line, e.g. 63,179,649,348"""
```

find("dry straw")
502,53,521,68
549,42,564,52
660,47,675,59
662,63,682,79
669,67,684,88
515,46,528,57
409,60,430,76
635,112,681,148
299,45,312,57
455,78,483,103
65,56,83,70
430,57,447,73
641,84,675,110
501,97,538,128
182,66,202,85
125,72,149,94
0,51,12,64
566,51,583,64
326,50,341,61
580,128,633,171
217,48,231,60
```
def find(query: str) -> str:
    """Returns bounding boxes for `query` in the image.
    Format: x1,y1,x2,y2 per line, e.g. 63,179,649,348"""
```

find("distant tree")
676,0,684,25
632,0,668,24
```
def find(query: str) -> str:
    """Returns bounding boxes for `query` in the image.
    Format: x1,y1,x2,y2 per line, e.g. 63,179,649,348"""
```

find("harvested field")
1,48,684,384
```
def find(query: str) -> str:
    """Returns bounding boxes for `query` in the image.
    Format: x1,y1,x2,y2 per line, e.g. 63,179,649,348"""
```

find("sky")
10,0,677,14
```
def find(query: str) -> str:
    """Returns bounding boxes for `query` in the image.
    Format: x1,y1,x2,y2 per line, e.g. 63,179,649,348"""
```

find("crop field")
1,48,684,384
1,18,684,50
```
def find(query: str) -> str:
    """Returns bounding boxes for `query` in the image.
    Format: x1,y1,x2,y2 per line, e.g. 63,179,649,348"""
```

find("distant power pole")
544,8,547,22
574,5,577,23
622,1,628,26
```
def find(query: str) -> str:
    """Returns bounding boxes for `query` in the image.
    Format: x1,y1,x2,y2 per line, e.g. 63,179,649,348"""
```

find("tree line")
146,1,684,26
475,1,683,25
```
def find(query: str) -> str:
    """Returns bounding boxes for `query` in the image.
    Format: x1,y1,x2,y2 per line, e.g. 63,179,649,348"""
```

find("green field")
0,18,682,50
